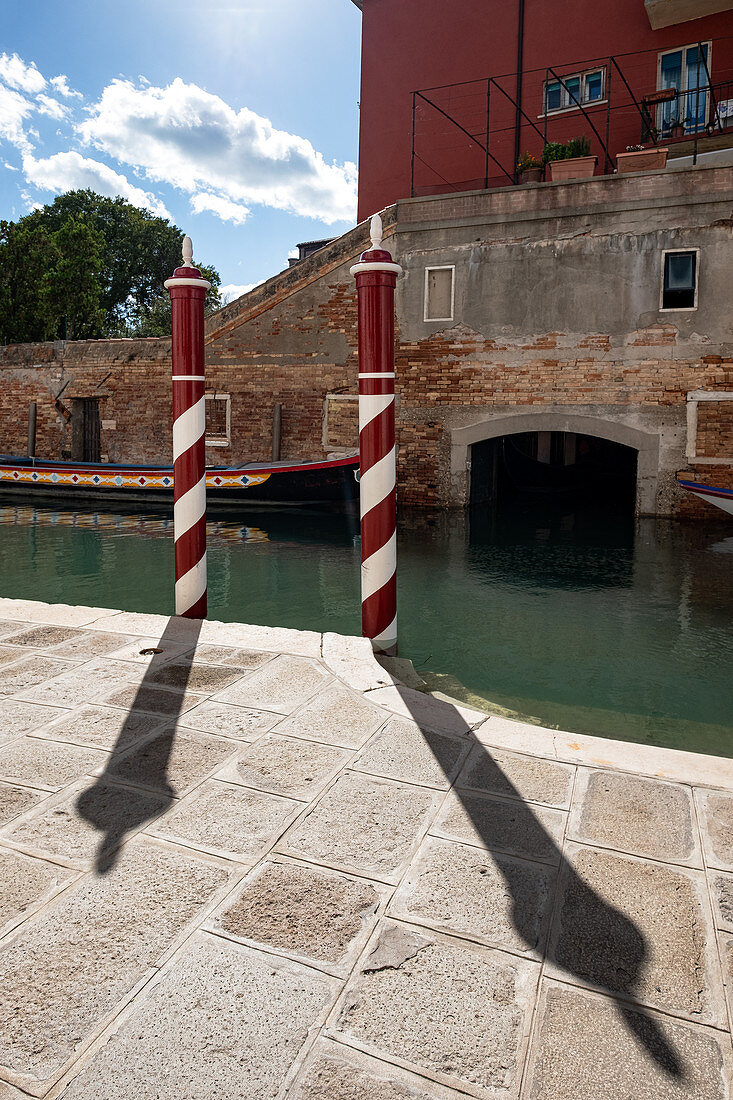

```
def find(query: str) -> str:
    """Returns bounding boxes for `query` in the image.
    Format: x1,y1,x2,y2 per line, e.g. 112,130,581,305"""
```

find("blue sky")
0,0,362,301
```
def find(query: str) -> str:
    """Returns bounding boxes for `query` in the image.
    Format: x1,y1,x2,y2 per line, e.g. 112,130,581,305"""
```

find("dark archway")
450,413,660,515
470,431,638,512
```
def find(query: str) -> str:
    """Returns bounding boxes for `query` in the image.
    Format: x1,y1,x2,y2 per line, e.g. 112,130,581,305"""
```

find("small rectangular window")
205,392,231,446
424,266,454,321
543,68,605,113
662,250,698,310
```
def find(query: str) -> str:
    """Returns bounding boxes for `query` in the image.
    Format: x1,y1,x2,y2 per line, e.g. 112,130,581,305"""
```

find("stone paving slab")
35,703,164,752
148,779,302,862
212,654,331,714
278,771,443,884
18,659,141,709
216,733,351,800
524,981,732,1099
0,700,67,743
0,600,731,1100
0,657,79,698
330,921,540,1098
567,767,700,867
696,788,733,872
209,858,386,976
276,681,386,748
0,838,232,1095
431,791,566,865
0,783,46,828
390,836,555,957
104,727,236,797
292,1038,462,1099
0,737,107,792
456,744,574,809
180,698,281,740
0,848,76,939
351,717,469,789
546,843,726,1027
58,933,338,1100
1,778,169,869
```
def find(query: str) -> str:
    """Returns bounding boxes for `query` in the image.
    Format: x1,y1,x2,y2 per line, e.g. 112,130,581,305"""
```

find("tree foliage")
0,190,221,344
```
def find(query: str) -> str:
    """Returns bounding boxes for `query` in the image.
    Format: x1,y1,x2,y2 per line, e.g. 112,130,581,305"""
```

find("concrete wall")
1,165,731,518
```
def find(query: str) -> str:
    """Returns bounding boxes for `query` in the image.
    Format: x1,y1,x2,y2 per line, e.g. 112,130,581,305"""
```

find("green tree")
0,190,221,343
48,216,106,340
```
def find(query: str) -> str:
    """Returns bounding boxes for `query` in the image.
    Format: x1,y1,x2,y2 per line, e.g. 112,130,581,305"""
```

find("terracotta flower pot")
616,148,669,174
548,155,598,181
519,167,543,183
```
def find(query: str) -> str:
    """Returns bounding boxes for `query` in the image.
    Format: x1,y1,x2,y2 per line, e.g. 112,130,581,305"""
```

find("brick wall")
1,167,731,518
695,400,733,459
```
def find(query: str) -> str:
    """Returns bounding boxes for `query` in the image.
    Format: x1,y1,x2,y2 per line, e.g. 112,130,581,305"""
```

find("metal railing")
410,35,733,197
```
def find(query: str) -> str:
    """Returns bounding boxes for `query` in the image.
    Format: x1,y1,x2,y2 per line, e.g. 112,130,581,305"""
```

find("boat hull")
0,455,360,510
677,479,733,517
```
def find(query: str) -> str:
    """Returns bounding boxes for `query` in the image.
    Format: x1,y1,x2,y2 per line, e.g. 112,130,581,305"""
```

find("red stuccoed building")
352,0,733,219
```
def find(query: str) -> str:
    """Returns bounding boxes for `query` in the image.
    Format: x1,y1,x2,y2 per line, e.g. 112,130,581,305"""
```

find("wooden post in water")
272,403,282,461
351,213,402,655
165,236,211,618
27,402,37,458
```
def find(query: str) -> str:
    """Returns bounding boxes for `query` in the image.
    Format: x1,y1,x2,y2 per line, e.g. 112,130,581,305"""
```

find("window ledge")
537,101,608,121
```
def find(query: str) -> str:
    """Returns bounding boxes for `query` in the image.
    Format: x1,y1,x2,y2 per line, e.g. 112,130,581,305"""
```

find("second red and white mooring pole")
165,236,211,618
351,214,403,655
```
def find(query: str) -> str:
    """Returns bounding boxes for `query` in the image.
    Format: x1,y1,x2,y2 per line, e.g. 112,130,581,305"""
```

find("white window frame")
542,68,606,115
659,247,700,313
656,41,712,135
686,390,733,464
424,265,455,322
205,391,231,447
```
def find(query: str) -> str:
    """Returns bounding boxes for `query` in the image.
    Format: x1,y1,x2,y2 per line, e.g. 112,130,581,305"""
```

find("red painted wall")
356,0,733,219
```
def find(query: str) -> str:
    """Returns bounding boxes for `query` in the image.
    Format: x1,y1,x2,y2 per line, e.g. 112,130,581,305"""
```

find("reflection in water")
0,498,731,756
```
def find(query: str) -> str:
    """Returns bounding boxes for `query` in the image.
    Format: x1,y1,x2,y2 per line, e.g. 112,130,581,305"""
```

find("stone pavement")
0,598,731,1099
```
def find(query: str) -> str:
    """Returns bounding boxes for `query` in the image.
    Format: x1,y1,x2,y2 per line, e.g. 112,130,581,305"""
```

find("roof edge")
350,0,362,9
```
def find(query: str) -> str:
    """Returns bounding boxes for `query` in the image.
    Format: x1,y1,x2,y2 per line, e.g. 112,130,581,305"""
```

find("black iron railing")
410,35,733,197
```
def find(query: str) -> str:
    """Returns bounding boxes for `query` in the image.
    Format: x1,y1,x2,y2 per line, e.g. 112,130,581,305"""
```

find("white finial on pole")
182,235,193,267
369,213,383,251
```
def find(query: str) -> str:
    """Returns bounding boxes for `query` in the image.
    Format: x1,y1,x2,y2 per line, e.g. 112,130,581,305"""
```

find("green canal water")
0,498,731,757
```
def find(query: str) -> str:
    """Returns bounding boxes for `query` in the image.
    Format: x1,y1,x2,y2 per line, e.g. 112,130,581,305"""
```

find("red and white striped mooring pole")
165,236,211,618
351,214,403,655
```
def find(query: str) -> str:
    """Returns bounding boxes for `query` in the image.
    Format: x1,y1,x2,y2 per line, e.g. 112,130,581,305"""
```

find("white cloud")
36,94,70,121
78,77,357,224
22,151,171,219
0,52,46,95
4,161,19,170
49,74,82,99
191,192,249,224
220,282,257,304
0,85,35,153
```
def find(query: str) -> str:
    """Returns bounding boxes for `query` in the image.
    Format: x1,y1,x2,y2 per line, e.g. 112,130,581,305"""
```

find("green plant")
565,135,592,158
542,136,592,164
517,151,542,173
541,141,566,165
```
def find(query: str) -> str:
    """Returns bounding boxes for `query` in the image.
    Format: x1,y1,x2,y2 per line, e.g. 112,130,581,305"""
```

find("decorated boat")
677,478,733,517
0,453,360,509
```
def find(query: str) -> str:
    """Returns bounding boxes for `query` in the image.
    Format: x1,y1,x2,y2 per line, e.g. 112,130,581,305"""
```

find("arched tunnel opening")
470,431,638,513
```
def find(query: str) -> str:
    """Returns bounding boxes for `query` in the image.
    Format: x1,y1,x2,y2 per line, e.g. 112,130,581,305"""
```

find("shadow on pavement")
76,618,202,875
395,686,683,1080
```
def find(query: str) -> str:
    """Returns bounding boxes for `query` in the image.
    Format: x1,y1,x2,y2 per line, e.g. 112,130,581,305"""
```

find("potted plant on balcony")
616,143,669,173
543,136,597,181
669,117,684,139
517,151,543,183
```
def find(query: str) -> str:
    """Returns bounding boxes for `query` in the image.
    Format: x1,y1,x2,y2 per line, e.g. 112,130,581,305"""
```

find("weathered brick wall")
695,400,733,459
0,338,172,463
1,167,731,520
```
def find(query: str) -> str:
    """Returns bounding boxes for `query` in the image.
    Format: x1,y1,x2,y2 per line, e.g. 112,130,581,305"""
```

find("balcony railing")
409,35,733,198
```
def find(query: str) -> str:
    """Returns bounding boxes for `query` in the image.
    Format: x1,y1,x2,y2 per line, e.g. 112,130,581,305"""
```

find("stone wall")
1,165,731,518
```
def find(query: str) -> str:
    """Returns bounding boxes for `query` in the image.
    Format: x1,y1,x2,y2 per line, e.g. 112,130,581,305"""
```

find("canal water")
0,498,731,757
